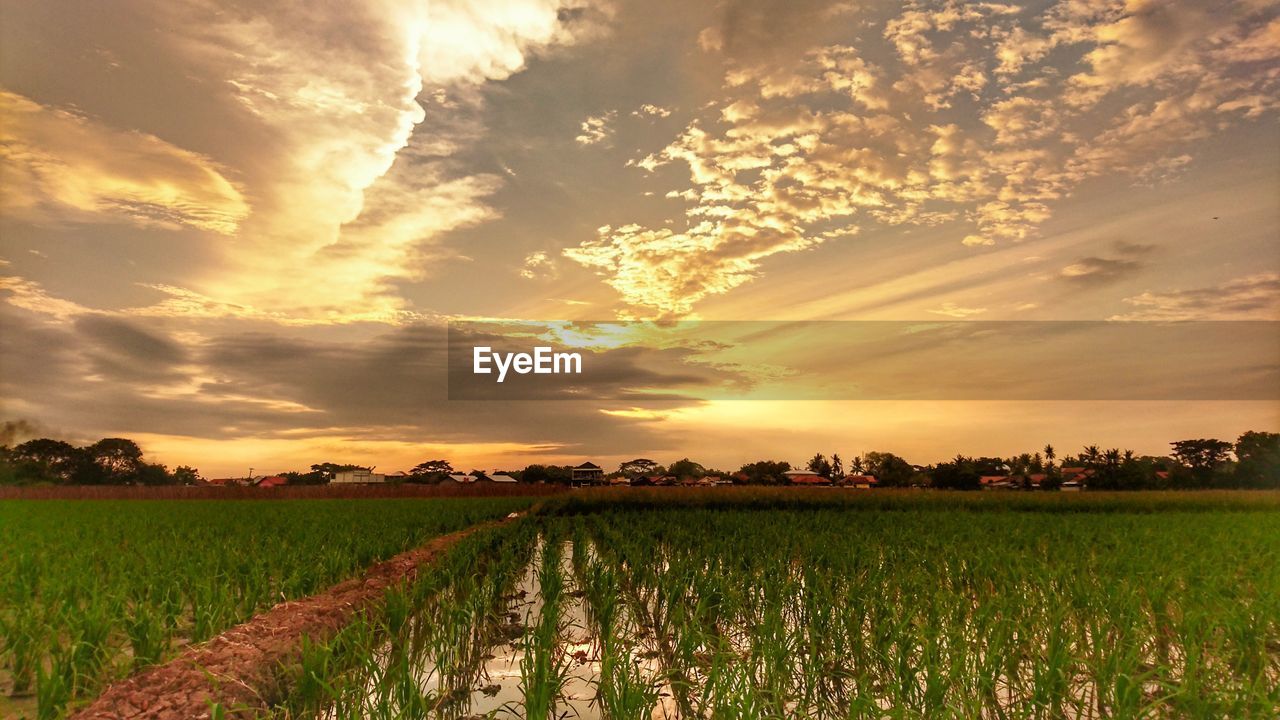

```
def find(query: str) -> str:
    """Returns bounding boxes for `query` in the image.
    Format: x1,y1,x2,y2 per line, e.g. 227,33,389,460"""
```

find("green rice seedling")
35,639,74,720
123,603,167,670
532,499,1280,720
519,538,572,720
1,604,42,694
0,497,532,717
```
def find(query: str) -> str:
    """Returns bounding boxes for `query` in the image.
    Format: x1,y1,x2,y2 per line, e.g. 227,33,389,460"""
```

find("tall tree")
87,438,144,482
863,451,915,487
1234,431,1280,488
618,458,659,478
737,460,790,485
669,458,706,479
1170,438,1233,487
931,455,981,490
11,439,81,484
806,453,832,478
409,459,453,483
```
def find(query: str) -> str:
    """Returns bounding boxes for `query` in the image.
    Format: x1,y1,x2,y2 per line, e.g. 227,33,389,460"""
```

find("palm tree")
1043,444,1056,470
1083,445,1102,468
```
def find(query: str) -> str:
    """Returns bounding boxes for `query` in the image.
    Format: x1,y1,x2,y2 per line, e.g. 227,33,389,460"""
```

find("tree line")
0,438,199,486
788,432,1279,490
2,431,1277,489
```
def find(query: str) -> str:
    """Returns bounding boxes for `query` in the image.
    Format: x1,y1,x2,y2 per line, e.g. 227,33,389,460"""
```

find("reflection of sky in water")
407,539,675,720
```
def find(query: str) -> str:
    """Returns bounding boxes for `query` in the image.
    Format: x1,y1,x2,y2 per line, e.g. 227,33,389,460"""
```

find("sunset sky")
2,0,1278,476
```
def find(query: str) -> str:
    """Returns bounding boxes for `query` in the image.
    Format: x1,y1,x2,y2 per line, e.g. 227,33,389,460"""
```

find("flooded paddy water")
310,508,1279,720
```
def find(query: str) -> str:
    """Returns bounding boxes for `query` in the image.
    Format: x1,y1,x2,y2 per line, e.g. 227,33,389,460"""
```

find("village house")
980,475,1014,490
784,469,830,485
489,473,519,484
634,475,677,486
332,469,385,484
571,462,605,486
254,475,287,488
842,474,877,489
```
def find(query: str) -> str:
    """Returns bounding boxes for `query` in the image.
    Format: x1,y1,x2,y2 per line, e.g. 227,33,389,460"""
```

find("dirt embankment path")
71,513,526,720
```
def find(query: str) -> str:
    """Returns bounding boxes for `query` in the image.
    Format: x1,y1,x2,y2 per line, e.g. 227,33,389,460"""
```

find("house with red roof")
784,470,830,485
841,474,877,489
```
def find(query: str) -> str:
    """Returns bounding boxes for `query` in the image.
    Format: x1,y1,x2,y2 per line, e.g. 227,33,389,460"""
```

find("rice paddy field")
3,490,1279,719
0,497,534,719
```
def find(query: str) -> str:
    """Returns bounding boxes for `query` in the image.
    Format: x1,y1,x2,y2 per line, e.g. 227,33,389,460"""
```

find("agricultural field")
0,497,534,719
4,491,1279,719
280,491,1280,720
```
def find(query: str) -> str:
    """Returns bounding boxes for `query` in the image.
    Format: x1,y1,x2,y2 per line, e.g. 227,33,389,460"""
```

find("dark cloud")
1114,272,1280,320
0,311,741,453
1059,256,1144,285
77,315,187,363
707,0,854,66
1113,241,1156,256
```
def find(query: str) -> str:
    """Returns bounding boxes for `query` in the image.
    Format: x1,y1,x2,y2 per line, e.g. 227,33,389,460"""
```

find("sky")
1,0,1278,476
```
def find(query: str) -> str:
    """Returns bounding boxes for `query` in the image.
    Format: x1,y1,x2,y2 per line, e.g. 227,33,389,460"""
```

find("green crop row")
279,496,1280,719
0,497,532,719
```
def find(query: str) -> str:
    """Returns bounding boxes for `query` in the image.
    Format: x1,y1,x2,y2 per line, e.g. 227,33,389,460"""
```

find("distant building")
489,473,519,484
842,474,877,489
980,475,1013,490
571,462,604,485
443,473,475,485
332,469,385,484
608,476,631,486
254,475,287,488
205,477,245,487
784,469,830,485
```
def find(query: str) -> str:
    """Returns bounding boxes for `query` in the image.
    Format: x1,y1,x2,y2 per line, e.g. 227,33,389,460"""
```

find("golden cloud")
565,0,1280,317
0,91,249,234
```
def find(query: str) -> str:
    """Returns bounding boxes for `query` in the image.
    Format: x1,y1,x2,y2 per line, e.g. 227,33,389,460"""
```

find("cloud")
575,111,617,145
0,306,743,462
1059,240,1154,285
1060,257,1143,285
1111,273,1280,320
699,0,857,66
927,302,988,318
9,0,609,326
520,251,556,279
565,0,1279,317
0,91,249,234
632,104,672,118
0,273,93,320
